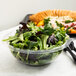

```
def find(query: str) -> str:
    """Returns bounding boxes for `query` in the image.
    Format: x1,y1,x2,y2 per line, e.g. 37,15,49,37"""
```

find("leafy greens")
3,18,69,50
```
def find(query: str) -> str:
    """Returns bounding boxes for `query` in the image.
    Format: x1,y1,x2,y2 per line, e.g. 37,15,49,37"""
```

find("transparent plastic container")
9,38,71,66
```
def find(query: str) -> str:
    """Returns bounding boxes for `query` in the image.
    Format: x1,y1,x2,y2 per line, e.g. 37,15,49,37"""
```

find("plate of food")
3,9,76,66
28,10,76,36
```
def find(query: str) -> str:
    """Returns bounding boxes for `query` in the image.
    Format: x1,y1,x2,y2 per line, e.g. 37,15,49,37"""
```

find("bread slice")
29,9,76,23
29,10,51,22
69,11,76,20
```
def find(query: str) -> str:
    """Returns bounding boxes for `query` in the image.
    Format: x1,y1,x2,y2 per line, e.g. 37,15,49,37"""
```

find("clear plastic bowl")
9,38,71,66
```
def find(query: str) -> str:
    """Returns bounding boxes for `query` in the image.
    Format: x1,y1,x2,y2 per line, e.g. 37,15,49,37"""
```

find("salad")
4,18,69,50
29,10,76,34
3,17,69,65
46,16,76,34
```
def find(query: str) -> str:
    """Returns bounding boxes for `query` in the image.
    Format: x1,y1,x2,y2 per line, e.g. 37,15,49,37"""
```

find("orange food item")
70,29,76,34
37,20,44,27
34,22,37,25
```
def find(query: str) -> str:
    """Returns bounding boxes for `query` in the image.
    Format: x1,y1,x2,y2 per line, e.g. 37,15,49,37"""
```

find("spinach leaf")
65,20,74,23
37,37,42,50
28,21,42,34
28,41,38,50
44,18,50,24
43,18,54,35
56,21,63,28
19,34,24,41
23,32,32,39
41,35,49,49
